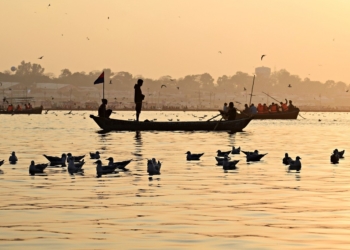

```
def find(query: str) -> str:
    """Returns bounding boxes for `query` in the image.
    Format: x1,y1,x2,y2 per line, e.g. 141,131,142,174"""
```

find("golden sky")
1,0,350,83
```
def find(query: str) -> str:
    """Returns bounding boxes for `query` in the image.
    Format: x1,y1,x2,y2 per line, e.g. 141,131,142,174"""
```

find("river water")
0,111,349,249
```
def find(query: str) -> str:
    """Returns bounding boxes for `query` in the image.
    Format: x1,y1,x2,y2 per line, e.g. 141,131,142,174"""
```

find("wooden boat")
89,115,252,132
0,106,43,115
224,108,300,120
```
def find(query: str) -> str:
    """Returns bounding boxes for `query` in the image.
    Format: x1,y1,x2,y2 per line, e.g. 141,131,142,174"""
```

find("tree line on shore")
0,61,348,98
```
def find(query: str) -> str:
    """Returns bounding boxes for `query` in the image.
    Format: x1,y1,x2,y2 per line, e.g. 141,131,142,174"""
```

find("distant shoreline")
42,108,350,113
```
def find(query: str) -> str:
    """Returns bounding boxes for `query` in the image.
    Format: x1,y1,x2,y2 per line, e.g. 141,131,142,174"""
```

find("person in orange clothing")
7,104,13,112
270,102,278,113
257,103,264,113
263,103,269,113
16,104,22,111
280,99,288,112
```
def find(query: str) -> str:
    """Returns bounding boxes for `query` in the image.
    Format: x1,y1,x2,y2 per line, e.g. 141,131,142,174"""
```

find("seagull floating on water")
68,157,84,175
43,153,67,167
283,153,292,165
186,151,204,161
330,149,339,164
217,150,231,157
90,151,100,159
147,158,161,175
288,156,302,172
215,155,229,165
246,150,267,162
9,152,18,164
223,155,239,170
29,161,48,175
106,157,132,171
95,160,118,178
231,146,241,154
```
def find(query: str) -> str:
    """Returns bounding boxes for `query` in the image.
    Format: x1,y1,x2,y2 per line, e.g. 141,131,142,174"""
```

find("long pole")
103,80,105,99
262,91,306,119
249,75,255,106
262,91,279,103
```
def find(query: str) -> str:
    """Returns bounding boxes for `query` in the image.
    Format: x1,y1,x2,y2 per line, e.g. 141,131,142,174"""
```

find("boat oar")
207,113,221,122
298,113,306,119
214,118,223,131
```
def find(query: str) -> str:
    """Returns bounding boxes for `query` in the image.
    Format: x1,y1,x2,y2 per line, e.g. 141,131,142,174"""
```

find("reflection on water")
0,111,350,249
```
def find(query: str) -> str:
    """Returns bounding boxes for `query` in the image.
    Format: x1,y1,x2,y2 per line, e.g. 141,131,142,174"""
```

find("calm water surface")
1,111,350,249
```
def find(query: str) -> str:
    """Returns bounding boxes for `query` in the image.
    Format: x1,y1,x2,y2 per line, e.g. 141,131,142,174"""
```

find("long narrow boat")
0,106,43,115
235,108,300,120
90,115,252,132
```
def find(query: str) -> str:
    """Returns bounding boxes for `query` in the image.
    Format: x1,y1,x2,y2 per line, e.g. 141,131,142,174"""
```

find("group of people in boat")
242,99,297,115
220,99,297,120
6,103,33,112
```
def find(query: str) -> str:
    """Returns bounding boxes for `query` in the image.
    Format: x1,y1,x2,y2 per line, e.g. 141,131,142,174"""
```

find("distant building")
255,67,271,78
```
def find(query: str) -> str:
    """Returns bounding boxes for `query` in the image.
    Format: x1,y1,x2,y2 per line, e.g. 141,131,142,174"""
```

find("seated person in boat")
226,102,237,120
288,100,296,111
250,103,257,114
7,104,13,112
257,103,264,113
280,99,288,112
28,103,33,109
243,104,250,115
98,99,112,118
263,103,269,113
269,102,278,113
219,102,229,119
16,104,22,111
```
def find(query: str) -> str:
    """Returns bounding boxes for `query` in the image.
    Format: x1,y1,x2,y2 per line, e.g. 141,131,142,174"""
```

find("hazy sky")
1,0,350,83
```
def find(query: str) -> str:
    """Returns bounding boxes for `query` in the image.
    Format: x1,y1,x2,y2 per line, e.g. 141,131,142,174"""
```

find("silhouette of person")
288,100,295,111
227,102,237,120
134,79,145,122
98,99,112,118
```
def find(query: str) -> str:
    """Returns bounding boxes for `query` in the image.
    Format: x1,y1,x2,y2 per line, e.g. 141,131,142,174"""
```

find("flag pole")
103,78,105,99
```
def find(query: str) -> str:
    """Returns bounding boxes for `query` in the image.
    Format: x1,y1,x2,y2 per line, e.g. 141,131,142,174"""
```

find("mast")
249,75,256,106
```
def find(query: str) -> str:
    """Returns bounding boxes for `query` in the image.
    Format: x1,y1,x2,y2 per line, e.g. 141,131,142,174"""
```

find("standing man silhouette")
134,79,145,122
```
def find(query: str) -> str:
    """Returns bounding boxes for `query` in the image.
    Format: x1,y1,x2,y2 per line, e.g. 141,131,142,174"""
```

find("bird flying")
244,87,246,91
261,55,266,60
38,56,43,59
109,80,112,84
288,84,292,88
161,85,166,88
87,37,90,40
346,90,349,92
177,87,179,90
218,51,222,54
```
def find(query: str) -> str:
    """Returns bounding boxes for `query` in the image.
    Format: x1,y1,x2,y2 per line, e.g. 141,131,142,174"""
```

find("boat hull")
236,109,299,120
0,106,43,115
89,115,252,132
